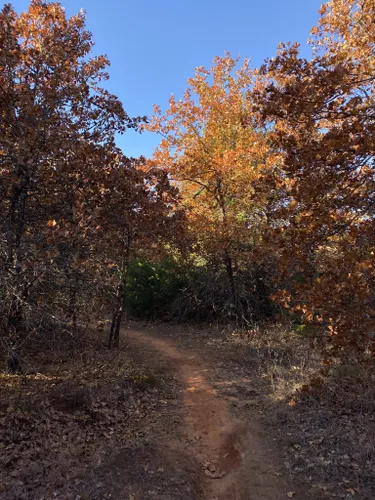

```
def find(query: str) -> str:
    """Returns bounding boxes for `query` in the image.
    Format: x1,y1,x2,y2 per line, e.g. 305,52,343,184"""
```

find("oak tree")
252,0,375,356
147,54,277,319
0,1,135,366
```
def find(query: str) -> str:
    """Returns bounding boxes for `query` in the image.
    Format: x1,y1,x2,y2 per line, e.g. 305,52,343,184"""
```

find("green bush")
124,257,275,324
124,258,187,318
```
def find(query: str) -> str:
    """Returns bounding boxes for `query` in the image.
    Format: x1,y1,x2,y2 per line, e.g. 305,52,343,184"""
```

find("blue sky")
12,0,322,157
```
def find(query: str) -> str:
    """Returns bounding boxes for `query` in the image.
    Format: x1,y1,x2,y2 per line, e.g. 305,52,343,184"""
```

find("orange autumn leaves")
255,0,375,355
146,54,278,270
3,0,375,358
146,2,375,357
0,1,177,348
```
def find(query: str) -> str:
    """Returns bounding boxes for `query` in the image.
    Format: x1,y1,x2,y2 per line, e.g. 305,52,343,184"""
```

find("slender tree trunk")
224,250,244,323
111,309,123,348
218,191,238,314
108,280,124,349
108,227,132,349
224,250,236,303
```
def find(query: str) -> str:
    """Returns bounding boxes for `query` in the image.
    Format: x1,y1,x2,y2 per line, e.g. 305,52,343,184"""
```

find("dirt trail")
124,328,292,500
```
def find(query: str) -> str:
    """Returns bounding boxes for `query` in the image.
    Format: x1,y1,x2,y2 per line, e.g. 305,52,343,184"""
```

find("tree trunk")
108,279,125,349
108,308,123,349
108,227,132,349
224,250,245,323
224,251,236,303
109,308,123,349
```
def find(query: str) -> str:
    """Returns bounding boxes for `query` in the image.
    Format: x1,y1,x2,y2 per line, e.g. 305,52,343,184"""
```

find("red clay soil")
125,328,308,500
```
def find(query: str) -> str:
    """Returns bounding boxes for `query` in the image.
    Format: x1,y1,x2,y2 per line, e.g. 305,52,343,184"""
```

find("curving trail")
124,328,291,500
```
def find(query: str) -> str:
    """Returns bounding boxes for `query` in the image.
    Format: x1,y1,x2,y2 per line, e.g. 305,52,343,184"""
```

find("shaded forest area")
1,1,375,499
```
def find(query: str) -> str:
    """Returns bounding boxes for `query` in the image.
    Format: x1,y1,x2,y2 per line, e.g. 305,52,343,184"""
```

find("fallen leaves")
0,334,178,499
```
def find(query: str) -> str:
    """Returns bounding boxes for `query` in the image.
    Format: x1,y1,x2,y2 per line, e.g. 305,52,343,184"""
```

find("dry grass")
226,322,375,499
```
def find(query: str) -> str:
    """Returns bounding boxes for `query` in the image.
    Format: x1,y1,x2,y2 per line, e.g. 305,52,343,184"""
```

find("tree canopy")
1,0,375,364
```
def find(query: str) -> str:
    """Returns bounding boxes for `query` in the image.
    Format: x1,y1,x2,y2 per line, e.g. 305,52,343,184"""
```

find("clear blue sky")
12,0,322,157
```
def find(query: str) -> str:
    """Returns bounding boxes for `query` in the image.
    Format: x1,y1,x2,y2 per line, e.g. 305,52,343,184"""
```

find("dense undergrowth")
124,257,274,324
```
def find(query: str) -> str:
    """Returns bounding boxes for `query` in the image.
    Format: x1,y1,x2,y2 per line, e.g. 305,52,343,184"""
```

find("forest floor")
1,322,374,499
